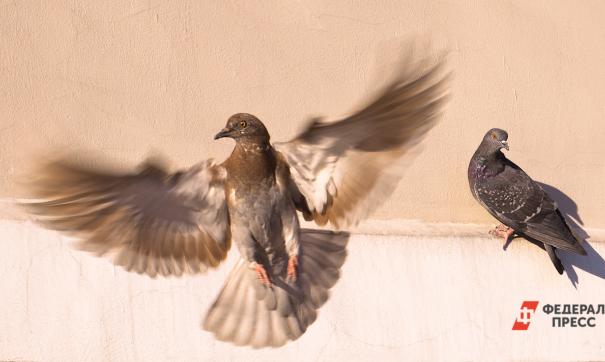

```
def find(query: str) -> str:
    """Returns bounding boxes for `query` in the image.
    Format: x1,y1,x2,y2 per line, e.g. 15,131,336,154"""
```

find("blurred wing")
22,158,231,277
475,163,585,254
274,53,449,228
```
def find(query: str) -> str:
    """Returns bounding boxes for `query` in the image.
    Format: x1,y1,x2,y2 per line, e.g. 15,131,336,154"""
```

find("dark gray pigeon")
468,128,586,274
21,51,449,347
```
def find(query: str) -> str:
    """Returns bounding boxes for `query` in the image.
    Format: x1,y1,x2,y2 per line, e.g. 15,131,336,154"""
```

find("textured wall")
1,0,604,227
2,2,605,361
2,220,605,361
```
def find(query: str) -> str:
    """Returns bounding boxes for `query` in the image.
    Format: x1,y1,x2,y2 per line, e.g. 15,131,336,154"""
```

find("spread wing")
474,161,585,255
21,157,231,277
274,53,449,228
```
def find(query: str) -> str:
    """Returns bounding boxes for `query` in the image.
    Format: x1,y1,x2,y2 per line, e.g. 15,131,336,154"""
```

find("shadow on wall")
537,182,605,287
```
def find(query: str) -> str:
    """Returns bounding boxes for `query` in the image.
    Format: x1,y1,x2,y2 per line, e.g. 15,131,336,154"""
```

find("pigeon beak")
214,128,232,140
501,140,509,150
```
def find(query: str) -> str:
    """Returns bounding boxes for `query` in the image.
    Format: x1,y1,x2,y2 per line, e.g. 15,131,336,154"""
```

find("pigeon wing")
475,161,585,254
21,157,232,277
274,53,449,229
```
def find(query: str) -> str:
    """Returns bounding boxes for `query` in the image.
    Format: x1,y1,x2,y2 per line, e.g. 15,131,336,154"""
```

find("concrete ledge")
1,219,605,361
4,195,604,242
306,218,605,243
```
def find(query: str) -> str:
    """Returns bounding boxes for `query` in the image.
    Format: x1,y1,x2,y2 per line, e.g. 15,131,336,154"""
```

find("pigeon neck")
227,141,276,183
474,143,508,175
474,143,503,164
235,139,271,153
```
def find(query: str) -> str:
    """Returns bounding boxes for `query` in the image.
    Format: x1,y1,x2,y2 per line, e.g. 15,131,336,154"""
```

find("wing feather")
21,157,231,277
475,161,586,255
275,50,449,228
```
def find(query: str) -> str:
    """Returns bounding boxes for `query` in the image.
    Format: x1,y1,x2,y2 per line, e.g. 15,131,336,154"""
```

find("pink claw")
287,256,298,281
254,263,272,286
489,223,515,240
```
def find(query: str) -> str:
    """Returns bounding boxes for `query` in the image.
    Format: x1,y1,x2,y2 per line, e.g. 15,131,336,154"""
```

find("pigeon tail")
544,244,564,275
202,229,349,348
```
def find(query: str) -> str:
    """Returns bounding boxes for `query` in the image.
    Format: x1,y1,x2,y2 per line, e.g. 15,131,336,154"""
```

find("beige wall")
1,1,604,228
3,3,605,360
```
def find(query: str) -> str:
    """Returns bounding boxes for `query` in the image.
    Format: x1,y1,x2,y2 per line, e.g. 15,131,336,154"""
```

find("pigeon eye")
240,121,247,128
491,133,497,140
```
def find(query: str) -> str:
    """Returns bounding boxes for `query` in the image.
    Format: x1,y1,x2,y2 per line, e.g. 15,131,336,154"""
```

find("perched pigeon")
21,52,448,348
468,128,586,274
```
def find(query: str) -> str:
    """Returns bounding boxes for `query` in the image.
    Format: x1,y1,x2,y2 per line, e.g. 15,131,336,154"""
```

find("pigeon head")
480,128,509,153
214,113,270,144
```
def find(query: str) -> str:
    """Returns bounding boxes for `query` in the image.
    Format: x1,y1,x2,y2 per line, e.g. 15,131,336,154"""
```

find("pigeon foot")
287,255,298,281
254,263,272,286
489,223,515,242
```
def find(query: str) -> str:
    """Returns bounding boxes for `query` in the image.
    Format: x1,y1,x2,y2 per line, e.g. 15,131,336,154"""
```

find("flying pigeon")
21,52,449,348
468,128,586,274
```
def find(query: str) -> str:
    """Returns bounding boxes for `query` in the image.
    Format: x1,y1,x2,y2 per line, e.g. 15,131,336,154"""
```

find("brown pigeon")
21,52,449,348
468,128,586,274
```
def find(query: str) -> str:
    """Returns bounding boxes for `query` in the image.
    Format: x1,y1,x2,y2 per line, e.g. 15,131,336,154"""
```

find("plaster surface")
2,2,605,360
1,0,604,227
1,220,605,361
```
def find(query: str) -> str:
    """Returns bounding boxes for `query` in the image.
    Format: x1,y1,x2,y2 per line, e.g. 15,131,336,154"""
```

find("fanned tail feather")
202,229,349,348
